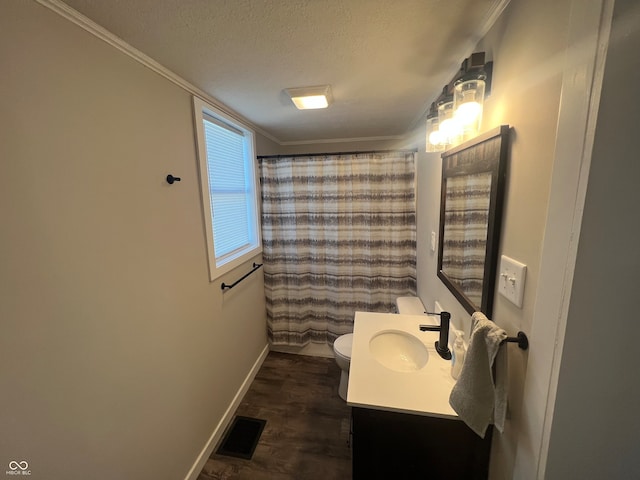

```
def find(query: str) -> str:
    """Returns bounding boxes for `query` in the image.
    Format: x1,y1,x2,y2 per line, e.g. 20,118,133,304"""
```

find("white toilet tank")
395,296,426,315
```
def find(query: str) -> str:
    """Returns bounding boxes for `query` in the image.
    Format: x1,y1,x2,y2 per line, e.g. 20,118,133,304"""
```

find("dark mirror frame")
437,125,509,317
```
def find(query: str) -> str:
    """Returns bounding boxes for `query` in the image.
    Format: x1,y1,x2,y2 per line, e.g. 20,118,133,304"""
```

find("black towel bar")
221,263,263,291
501,331,529,350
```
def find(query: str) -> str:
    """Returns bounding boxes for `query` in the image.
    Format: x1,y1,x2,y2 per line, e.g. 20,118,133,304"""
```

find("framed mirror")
437,125,509,317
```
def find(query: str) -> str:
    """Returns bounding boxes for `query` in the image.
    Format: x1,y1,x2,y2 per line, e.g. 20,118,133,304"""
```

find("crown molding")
477,0,512,40
34,0,282,145
278,134,407,146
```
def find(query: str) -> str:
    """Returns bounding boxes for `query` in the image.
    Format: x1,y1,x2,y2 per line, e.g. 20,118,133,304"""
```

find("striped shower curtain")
441,172,492,306
259,151,417,347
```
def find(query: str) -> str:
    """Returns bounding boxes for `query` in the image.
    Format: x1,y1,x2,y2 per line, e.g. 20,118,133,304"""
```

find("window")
193,97,262,281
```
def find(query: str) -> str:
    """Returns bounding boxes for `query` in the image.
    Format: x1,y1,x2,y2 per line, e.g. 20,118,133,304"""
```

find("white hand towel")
449,312,508,438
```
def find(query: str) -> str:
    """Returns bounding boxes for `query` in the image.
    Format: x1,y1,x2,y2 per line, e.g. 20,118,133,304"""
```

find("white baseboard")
183,343,270,480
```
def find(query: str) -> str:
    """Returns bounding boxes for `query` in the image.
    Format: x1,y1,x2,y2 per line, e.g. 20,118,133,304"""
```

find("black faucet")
419,311,452,360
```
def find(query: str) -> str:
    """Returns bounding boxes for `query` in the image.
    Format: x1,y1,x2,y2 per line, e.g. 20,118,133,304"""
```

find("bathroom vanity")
347,312,492,479
351,407,492,479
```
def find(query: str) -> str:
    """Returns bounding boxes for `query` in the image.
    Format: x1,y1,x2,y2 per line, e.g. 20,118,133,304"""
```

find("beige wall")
546,0,640,477
271,138,410,156
0,3,267,479
414,0,607,478
262,2,612,478
3,1,631,479
254,132,281,156
418,0,569,341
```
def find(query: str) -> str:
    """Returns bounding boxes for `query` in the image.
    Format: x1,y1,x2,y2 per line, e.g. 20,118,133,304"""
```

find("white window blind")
193,97,261,281
203,115,251,259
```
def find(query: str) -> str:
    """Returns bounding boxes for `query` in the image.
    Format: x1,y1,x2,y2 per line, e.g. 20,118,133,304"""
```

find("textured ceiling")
61,0,505,144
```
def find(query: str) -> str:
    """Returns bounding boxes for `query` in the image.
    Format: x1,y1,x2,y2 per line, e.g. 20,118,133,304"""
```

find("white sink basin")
369,330,429,372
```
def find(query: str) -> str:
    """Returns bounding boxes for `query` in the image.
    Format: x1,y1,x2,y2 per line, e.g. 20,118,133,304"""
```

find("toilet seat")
333,333,353,360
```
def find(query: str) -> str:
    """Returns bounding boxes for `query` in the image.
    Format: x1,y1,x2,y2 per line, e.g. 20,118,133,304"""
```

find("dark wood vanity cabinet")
351,407,492,479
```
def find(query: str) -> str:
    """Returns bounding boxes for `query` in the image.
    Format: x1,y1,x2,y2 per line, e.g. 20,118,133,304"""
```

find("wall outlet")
498,255,527,308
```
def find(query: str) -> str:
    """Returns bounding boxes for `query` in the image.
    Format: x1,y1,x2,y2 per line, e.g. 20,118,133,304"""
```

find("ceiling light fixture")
285,85,333,110
426,52,492,152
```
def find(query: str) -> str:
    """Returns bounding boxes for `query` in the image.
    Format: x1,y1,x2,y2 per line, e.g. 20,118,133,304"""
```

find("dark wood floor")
198,352,352,480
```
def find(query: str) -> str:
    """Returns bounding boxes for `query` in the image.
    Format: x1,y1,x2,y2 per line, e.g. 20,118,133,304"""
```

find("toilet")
333,333,353,400
333,296,426,401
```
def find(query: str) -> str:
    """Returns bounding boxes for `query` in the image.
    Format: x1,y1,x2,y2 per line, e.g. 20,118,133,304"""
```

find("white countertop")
347,311,459,419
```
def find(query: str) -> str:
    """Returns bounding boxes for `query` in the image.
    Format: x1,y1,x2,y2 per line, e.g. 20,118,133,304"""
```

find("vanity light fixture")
425,107,444,152
453,70,486,142
285,85,333,110
437,95,462,148
425,52,492,152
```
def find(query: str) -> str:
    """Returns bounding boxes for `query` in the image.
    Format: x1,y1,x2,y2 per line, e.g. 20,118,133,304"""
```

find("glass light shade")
291,95,329,109
426,116,444,152
438,100,461,147
453,78,485,141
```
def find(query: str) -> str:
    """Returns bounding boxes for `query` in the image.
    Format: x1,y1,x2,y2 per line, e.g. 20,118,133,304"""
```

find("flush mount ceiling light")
285,85,333,110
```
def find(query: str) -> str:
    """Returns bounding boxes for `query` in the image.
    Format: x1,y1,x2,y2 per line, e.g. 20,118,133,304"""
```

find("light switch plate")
430,231,436,252
498,255,527,308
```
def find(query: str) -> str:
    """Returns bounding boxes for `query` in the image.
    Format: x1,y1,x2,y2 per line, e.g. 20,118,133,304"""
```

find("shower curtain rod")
257,148,417,159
